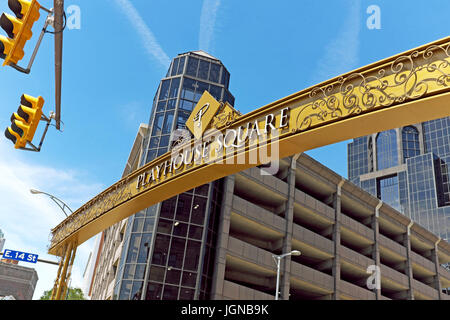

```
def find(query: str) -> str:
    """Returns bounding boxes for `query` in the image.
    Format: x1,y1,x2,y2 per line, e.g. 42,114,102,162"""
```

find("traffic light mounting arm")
8,7,52,74
19,112,52,152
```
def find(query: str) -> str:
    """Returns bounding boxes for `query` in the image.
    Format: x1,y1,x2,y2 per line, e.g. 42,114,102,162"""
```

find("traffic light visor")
0,13,15,39
4,127,18,144
0,35,13,59
8,0,32,19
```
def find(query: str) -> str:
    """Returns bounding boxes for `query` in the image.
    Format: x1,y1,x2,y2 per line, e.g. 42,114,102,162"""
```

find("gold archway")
49,37,450,299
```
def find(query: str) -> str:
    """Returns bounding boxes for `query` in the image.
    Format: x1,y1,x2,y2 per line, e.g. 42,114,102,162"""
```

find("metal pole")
0,252,59,266
25,13,51,71
275,256,281,301
30,189,73,217
54,0,64,130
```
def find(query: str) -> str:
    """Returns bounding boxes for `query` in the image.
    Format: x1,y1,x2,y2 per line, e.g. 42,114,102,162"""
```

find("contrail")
199,0,221,53
114,0,171,68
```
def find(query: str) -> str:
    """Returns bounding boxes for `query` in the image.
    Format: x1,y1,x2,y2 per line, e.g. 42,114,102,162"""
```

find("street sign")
2,249,38,263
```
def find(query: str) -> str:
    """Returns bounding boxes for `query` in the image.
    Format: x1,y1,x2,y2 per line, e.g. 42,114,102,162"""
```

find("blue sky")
0,0,449,299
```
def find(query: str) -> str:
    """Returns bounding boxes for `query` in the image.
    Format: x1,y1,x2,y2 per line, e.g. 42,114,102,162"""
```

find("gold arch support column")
51,241,77,300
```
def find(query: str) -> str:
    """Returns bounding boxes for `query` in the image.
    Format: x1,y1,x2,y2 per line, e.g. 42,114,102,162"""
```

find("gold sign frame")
49,37,450,268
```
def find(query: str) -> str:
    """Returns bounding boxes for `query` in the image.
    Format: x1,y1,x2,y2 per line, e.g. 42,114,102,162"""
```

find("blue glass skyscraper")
113,51,234,300
348,117,450,240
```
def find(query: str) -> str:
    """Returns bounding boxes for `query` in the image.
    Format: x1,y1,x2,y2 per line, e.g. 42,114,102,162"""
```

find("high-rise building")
348,118,450,241
0,229,5,253
90,51,234,300
89,52,450,300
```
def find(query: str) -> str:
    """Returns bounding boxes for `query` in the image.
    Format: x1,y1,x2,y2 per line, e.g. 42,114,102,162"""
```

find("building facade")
89,53,450,300
90,51,234,300
0,229,5,253
0,261,38,300
91,149,450,299
348,118,450,241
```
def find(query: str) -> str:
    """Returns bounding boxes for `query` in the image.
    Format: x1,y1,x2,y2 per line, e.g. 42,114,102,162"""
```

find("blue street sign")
2,249,38,264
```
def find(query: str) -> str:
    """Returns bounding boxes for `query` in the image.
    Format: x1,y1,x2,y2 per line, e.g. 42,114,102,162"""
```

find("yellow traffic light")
4,94,44,149
0,0,41,66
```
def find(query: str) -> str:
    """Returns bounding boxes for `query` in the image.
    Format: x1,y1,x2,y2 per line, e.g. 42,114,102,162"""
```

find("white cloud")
312,0,361,84
0,138,104,299
114,0,171,68
199,0,221,53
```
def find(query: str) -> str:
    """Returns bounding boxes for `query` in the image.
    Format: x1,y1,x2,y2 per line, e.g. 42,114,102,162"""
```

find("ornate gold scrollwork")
211,102,241,129
295,41,450,132
49,38,450,255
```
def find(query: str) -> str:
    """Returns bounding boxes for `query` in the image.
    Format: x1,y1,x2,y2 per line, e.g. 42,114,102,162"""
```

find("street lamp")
272,250,301,300
30,189,73,218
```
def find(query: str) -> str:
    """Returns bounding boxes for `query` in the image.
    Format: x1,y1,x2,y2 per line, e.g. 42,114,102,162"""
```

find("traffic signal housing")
0,0,41,66
5,94,44,149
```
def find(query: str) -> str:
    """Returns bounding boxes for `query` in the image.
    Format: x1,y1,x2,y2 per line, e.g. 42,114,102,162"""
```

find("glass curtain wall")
348,118,450,242
114,52,234,300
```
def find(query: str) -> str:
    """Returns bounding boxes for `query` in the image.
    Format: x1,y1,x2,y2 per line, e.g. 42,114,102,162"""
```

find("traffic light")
5,94,44,149
0,0,41,67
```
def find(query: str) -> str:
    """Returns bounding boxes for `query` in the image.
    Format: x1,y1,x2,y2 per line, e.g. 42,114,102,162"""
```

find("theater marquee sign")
49,37,450,298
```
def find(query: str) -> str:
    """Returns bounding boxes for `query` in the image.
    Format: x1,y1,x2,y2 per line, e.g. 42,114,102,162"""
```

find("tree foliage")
40,287,86,300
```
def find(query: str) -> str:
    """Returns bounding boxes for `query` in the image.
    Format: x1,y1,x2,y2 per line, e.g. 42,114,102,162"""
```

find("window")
221,69,230,87
209,85,222,101
167,99,177,110
173,222,188,237
176,111,191,130
156,101,166,112
368,137,374,172
152,113,164,136
137,233,152,263
376,129,398,170
209,63,220,83
177,56,186,75
163,285,179,300
182,78,196,100
377,175,400,211
180,100,193,112
146,150,157,163
152,234,170,266
162,112,174,135
149,137,160,149
402,126,420,162
176,194,193,222
145,282,162,300
186,57,199,77
182,272,197,288
169,78,180,98
126,234,141,263
194,82,209,101
160,198,177,219
159,80,170,100
170,58,179,77
168,238,186,268
184,241,201,271
198,60,210,80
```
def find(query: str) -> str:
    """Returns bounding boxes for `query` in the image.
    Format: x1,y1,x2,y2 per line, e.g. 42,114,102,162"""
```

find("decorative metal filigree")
169,129,192,150
295,42,450,132
211,103,241,129
49,38,450,255
50,177,133,250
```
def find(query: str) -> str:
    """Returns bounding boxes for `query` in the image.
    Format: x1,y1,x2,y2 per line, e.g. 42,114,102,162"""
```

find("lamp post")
30,189,73,218
272,250,301,300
